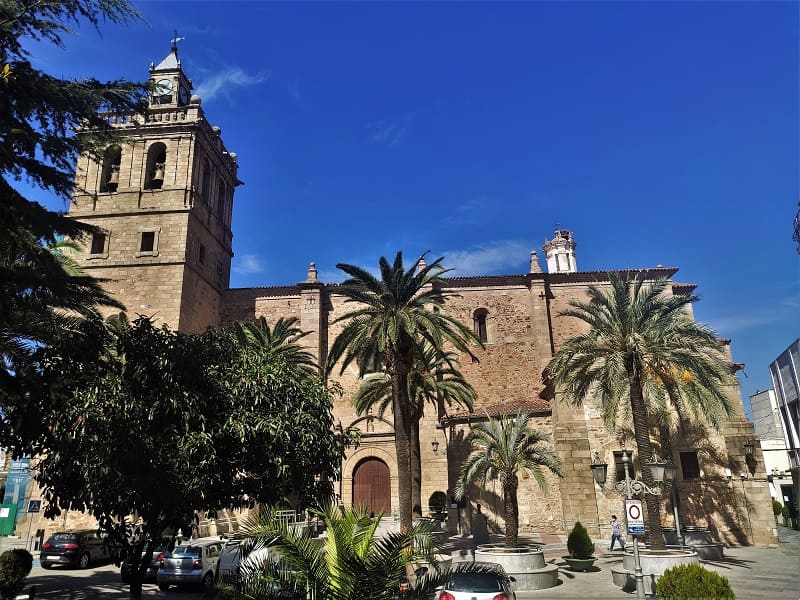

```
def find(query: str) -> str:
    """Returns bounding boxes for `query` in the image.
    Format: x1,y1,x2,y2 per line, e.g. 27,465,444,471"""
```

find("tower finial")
170,30,185,53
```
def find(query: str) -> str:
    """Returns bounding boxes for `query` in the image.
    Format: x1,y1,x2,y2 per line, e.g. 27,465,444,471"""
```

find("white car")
157,537,223,591
216,539,275,586
437,562,517,600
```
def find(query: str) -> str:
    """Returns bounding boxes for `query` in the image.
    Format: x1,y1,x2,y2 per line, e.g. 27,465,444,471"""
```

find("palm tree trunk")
391,356,414,532
504,474,519,548
628,364,665,550
411,416,422,519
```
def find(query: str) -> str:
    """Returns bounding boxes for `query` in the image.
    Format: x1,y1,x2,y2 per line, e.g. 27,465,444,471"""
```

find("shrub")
428,491,447,514
656,563,735,600
772,499,783,517
781,505,790,520
567,521,595,559
0,548,33,600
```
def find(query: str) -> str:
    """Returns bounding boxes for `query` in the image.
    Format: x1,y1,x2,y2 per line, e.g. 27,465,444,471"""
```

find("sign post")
24,500,41,552
625,499,645,536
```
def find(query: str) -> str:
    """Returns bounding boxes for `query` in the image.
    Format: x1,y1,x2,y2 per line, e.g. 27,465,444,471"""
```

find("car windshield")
446,573,504,593
171,546,202,559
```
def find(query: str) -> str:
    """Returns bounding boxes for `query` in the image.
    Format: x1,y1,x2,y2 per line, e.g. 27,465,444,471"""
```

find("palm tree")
217,503,452,600
546,272,734,548
352,342,476,518
1,233,122,389
454,411,564,548
327,252,480,531
234,316,318,375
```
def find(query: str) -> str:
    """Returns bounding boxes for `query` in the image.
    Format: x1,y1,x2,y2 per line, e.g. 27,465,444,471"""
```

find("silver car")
157,538,223,591
437,562,517,600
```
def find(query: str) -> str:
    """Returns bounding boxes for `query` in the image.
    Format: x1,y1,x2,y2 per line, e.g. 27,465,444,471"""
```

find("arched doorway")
352,457,390,516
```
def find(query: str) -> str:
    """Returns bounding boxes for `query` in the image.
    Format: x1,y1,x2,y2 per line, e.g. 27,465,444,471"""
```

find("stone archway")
353,457,391,516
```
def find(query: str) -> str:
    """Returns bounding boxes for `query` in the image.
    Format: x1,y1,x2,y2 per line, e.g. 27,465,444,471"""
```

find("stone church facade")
58,46,778,545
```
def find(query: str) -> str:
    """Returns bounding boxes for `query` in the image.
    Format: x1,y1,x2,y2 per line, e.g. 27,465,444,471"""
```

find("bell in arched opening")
107,165,120,191
151,162,165,186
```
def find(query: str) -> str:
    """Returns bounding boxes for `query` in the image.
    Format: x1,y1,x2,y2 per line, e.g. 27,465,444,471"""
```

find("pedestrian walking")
609,515,625,551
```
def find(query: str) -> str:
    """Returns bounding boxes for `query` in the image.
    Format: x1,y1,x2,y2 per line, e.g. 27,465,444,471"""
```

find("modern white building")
750,390,794,507
768,339,800,526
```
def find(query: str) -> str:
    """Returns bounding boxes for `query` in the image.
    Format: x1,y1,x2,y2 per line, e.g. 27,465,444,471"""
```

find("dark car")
120,539,171,583
40,530,116,570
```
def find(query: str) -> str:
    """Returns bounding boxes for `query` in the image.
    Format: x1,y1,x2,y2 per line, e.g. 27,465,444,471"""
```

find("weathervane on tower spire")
170,30,185,52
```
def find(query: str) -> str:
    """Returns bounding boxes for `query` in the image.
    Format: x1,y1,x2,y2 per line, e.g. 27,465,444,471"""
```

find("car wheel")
202,571,214,591
78,553,90,569
158,583,170,592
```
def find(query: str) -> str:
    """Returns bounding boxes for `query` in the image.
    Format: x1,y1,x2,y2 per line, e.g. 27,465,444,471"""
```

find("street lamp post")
590,451,673,600
664,462,684,548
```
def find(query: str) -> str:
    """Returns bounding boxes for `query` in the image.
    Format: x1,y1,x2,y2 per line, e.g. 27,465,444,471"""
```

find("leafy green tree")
352,342,476,518
18,316,350,600
454,411,564,548
546,272,734,548
327,252,480,531
0,0,146,439
234,316,318,375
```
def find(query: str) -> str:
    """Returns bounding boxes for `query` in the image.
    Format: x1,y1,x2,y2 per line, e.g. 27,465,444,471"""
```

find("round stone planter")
475,544,558,590
613,548,698,595
563,556,597,572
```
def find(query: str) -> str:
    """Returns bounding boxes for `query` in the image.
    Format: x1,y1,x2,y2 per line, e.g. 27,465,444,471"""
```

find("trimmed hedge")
567,521,595,559
0,548,33,600
655,562,735,600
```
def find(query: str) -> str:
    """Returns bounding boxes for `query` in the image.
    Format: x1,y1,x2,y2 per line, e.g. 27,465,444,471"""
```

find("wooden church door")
352,457,390,516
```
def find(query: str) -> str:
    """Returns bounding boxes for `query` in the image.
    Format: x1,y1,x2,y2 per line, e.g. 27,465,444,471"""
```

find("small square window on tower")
135,228,160,257
88,232,108,258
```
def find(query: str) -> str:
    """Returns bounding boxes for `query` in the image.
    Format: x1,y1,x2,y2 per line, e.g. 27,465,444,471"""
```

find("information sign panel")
625,499,645,535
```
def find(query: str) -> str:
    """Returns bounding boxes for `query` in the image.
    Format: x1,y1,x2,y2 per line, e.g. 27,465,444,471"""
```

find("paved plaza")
445,525,800,599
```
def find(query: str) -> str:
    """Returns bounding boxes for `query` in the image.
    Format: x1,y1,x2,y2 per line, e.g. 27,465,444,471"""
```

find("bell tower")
68,42,241,333
543,229,578,274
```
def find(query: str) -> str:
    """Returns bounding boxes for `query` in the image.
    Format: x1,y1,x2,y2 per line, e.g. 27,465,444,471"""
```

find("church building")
62,46,777,545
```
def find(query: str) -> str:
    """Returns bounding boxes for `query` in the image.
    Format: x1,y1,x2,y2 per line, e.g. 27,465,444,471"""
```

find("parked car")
40,530,116,570
120,538,170,583
216,539,278,587
156,537,223,591
437,562,517,600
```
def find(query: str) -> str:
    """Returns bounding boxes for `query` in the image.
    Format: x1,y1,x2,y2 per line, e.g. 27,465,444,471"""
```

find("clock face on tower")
178,84,190,106
152,78,173,104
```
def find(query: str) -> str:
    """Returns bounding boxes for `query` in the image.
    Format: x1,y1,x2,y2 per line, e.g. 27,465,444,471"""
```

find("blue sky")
24,1,799,412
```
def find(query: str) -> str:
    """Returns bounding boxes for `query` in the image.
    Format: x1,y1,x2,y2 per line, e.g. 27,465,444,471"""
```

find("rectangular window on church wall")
198,243,206,266
140,231,155,253
680,451,701,479
90,233,107,255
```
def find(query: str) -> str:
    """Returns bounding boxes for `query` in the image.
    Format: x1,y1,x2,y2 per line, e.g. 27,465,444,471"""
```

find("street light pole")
590,451,671,600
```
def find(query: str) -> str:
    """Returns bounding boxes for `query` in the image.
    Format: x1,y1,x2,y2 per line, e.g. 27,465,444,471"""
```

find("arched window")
473,308,489,344
144,142,167,190
216,180,226,222
99,145,122,193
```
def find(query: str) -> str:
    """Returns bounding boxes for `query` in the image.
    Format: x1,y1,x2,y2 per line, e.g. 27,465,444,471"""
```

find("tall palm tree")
546,272,734,548
327,252,480,531
352,342,477,518
234,316,318,375
454,411,564,548
217,503,450,600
